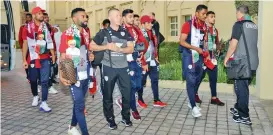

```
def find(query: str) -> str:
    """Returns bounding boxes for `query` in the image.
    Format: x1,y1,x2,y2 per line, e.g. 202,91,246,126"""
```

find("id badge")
150,60,156,66
89,67,93,77
78,71,88,80
212,59,217,65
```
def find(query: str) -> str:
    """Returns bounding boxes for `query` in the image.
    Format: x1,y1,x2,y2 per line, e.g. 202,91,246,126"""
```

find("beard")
80,21,88,28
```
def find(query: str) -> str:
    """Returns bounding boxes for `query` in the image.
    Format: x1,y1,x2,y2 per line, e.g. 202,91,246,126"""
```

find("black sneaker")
108,121,117,130
233,115,241,123
121,119,132,127
230,108,239,116
240,117,252,125
233,115,252,125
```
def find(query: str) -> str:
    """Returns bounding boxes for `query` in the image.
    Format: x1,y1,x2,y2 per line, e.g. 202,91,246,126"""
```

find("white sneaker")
192,106,202,118
48,86,58,94
32,96,39,106
188,102,201,110
39,101,52,112
68,126,81,135
38,86,41,93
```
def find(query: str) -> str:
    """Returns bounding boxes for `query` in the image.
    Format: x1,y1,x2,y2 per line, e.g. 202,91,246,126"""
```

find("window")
170,16,178,36
185,15,191,22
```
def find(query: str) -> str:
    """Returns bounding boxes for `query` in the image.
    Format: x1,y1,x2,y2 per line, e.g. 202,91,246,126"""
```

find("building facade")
63,1,237,41
1,0,272,100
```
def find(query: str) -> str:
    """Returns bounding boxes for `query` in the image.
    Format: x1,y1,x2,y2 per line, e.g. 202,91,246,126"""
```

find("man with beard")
43,12,58,94
22,7,55,112
115,9,147,120
201,11,225,106
19,13,32,82
180,5,208,118
137,15,167,108
90,8,134,130
59,8,94,135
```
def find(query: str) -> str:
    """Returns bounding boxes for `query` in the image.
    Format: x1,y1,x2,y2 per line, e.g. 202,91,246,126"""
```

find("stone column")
256,1,273,100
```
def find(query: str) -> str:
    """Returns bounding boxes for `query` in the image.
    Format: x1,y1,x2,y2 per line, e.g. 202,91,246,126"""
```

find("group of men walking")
20,3,258,135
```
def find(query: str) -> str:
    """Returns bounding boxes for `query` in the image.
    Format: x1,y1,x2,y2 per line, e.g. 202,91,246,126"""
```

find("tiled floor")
1,69,273,135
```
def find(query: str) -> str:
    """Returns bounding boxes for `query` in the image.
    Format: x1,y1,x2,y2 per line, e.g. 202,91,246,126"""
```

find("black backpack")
92,28,112,67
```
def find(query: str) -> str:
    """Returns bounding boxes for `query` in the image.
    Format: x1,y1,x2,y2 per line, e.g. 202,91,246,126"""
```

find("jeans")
128,61,142,112
70,79,89,135
138,62,160,102
182,54,204,108
28,59,50,101
201,65,218,97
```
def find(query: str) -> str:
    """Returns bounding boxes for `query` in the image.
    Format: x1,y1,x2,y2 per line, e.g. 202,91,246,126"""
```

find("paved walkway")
1,69,273,135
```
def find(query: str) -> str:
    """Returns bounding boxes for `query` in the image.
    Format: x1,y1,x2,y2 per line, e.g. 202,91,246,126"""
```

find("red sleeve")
59,32,68,53
50,29,57,52
22,26,28,40
87,28,91,41
181,22,190,34
18,26,24,48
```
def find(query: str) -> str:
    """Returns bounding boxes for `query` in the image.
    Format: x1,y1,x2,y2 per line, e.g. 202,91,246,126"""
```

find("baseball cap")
32,6,45,14
140,15,153,24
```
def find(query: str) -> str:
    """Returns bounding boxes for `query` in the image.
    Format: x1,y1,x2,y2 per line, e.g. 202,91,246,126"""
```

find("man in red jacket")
115,9,147,120
43,12,58,94
138,15,167,108
19,13,32,81
22,7,55,112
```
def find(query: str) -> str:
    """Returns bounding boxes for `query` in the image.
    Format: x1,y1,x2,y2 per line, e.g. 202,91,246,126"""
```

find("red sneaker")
195,94,202,103
211,98,225,106
132,111,141,120
153,101,167,107
137,100,147,108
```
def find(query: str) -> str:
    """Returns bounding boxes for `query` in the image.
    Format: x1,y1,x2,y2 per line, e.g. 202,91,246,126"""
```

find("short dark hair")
102,19,110,26
134,14,139,18
151,12,155,16
206,11,215,16
108,8,119,15
122,9,134,17
196,4,208,12
26,13,32,17
237,5,249,14
43,12,48,16
71,8,85,17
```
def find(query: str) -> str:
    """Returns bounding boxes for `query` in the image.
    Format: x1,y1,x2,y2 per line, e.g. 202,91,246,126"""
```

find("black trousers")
234,79,250,117
101,65,131,122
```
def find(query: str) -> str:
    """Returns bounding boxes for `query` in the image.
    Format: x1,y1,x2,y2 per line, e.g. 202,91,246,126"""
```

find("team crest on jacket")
120,31,125,36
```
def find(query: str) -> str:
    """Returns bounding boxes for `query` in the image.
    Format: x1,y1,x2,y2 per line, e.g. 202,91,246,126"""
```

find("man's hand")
60,76,71,86
155,57,159,64
195,47,203,54
53,27,58,33
51,55,56,64
23,61,28,69
107,43,119,52
89,52,95,62
224,58,228,67
142,64,149,72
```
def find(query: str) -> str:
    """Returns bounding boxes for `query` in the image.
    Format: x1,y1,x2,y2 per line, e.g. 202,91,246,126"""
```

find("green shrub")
159,60,182,80
158,41,256,85
15,41,21,49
